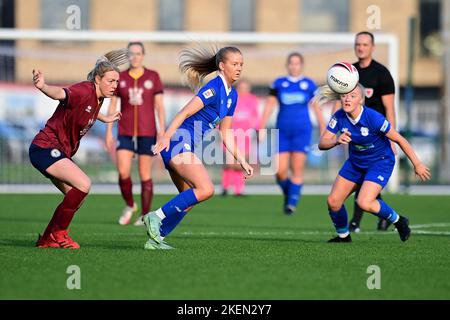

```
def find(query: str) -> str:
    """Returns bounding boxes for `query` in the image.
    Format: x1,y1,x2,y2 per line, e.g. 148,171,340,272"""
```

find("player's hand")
240,161,254,179
414,162,431,181
104,111,122,123
32,69,45,90
337,131,352,145
152,135,170,155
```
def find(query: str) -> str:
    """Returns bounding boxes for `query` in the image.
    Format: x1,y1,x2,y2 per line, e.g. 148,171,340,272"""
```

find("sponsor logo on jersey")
80,118,95,137
299,81,309,90
280,92,306,105
354,143,374,151
129,88,144,105
202,88,215,99
360,127,369,136
144,80,153,90
85,105,92,113
50,149,61,158
380,120,389,133
227,98,232,109
328,117,337,129
365,88,374,98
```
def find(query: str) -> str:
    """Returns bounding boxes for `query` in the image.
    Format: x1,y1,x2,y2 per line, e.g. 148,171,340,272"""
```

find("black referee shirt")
353,59,395,116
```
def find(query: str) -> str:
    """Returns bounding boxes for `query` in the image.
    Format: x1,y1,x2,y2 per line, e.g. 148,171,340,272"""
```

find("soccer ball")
326,62,359,94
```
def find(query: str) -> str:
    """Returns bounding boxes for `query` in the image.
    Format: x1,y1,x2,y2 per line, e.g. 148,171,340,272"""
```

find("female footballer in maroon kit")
29,49,128,249
105,42,166,226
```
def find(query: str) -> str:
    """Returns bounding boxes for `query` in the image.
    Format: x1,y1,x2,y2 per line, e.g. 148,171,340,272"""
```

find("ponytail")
179,45,242,91
87,48,129,82
312,83,366,106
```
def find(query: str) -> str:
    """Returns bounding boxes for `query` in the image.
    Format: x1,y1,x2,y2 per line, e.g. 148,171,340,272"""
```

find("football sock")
160,188,199,219
276,178,289,196
351,189,364,225
222,169,232,191
329,205,349,237
43,187,88,238
233,170,245,195
160,210,187,237
119,177,134,207
374,200,399,223
287,182,302,207
140,179,153,216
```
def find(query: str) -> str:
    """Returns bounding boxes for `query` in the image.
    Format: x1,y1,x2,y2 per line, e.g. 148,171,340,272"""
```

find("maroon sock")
141,179,153,216
43,188,88,238
119,177,134,207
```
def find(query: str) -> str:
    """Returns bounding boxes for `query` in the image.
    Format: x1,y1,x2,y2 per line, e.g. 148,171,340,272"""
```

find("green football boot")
143,212,162,244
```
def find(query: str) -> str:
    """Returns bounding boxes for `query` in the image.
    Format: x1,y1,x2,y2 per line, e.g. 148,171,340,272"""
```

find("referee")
349,31,396,232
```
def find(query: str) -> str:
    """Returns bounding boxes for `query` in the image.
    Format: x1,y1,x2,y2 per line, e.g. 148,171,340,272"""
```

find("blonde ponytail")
87,48,129,82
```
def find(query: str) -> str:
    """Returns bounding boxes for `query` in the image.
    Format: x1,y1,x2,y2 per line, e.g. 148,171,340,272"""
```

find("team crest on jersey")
202,88,215,99
360,127,369,136
328,117,337,129
365,88,374,98
50,149,61,158
227,98,232,109
299,81,309,90
120,81,127,88
282,81,289,88
144,80,153,90
85,105,92,113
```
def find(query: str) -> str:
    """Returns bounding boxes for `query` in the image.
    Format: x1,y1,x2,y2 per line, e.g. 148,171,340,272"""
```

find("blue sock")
276,178,289,196
287,182,302,207
160,210,187,237
329,206,349,235
161,188,198,218
375,200,399,223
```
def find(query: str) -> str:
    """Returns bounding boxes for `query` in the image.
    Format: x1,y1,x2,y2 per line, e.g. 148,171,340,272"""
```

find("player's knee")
356,197,372,212
327,194,342,212
196,183,215,201
78,178,91,194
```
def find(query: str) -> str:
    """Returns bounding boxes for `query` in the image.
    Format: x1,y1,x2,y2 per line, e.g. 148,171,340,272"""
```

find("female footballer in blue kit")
142,46,253,249
316,84,431,242
260,52,325,214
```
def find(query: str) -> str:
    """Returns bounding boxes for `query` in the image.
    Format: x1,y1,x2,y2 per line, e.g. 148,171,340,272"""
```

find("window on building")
158,0,184,31
41,0,89,30
419,0,441,57
230,0,255,32
300,0,349,32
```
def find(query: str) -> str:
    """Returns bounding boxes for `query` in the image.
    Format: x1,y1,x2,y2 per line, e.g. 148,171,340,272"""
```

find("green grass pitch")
1,193,449,299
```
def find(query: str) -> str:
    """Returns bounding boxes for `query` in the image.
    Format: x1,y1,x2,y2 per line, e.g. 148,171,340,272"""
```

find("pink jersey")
232,93,260,131
115,68,164,137
32,81,102,158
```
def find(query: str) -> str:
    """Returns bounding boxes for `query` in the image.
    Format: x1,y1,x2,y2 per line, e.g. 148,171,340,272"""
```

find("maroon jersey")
115,68,163,137
32,81,103,158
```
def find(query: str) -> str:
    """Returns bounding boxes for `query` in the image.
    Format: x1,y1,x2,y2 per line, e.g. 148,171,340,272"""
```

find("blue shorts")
277,128,312,154
116,135,156,156
29,144,69,179
338,157,395,189
160,133,196,170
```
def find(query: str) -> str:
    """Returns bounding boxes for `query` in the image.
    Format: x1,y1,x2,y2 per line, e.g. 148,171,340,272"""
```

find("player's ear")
95,74,101,85
219,60,225,71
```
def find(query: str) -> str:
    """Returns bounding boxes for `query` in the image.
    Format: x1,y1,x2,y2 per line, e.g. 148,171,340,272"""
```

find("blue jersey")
326,107,394,166
270,76,317,130
180,74,238,145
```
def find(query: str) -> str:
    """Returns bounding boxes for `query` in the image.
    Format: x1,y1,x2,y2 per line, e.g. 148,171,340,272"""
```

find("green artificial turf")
1,193,449,299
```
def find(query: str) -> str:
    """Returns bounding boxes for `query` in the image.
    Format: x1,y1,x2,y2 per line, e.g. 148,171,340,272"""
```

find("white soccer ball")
326,62,359,94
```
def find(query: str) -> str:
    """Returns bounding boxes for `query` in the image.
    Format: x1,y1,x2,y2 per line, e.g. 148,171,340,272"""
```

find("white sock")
155,208,166,219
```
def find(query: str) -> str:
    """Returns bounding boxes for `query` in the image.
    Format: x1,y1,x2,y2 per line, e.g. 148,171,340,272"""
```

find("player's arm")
219,116,254,178
152,96,204,154
318,129,351,150
154,93,166,136
32,69,66,100
385,128,431,181
382,94,395,129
